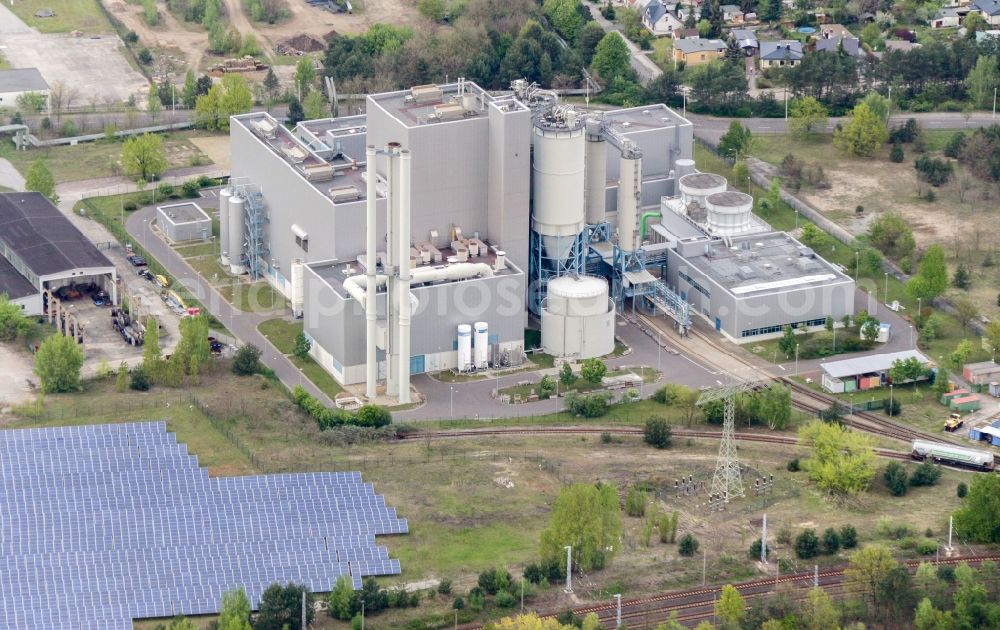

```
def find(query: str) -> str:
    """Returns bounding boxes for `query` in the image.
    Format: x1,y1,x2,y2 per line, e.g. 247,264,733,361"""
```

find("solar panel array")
0,422,408,630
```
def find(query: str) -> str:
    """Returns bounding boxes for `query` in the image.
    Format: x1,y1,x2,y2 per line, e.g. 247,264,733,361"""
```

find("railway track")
398,426,912,461
460,553,1000,630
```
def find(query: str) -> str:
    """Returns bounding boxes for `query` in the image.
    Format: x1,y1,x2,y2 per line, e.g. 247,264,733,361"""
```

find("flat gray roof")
604,104,690,131
0,68,49,93
823,350,930,379
369,82,495,128
0,193,113,276
682,231,851,295
158,202,210,225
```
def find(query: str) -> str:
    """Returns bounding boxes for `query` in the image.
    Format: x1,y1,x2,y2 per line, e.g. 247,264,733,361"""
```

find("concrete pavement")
0,159,25,192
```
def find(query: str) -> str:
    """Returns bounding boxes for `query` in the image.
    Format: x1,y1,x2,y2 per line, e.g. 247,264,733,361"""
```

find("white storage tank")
531,116,586,262
540,275,615,359
679,172,727,209
617,152,642,251
584,118,607,226
705,191,753,235
228,193,246,275
291,259,305,318
674,158,696,177
474,321,489,369
457,324,473,372
218,187,231,265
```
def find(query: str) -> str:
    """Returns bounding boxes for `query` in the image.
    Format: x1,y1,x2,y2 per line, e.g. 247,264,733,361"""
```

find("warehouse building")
820,349,930,394
0,192,117,314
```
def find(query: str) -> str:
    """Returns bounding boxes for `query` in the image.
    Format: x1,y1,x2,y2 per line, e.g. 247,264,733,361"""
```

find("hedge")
291,385,392,429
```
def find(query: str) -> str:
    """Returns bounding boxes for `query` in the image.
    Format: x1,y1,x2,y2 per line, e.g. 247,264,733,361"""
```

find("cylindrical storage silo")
584,118,607,226
616,153,642,251
705,191,753,235
679,172,727,209
218,187,231,265
540,275,615,360
531,117,586,262
674,158,696,177
457,324,473,372
474,321,489,369
290,259,305,318
228,194,246,274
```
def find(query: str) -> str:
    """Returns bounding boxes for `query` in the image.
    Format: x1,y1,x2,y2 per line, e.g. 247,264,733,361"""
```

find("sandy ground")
0,5,148,104
0,344,37,408
189,136,230,170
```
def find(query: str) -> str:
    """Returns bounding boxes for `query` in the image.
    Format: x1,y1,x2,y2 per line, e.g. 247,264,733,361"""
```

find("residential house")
643,0,685,36
673,38,727,66
759,40,804,67
883,40,921,52
815,34,863,56
672,28,701,40
720,4,743,23
976,28,1000,42
932,7,961,27
972,0,1000,24
730,28,759,55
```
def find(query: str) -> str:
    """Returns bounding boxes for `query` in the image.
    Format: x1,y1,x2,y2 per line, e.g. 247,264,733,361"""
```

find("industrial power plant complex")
224,79,855,403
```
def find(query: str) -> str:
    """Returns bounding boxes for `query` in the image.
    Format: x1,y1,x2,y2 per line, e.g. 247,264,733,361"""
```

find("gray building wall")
157,207,211,243
487,100,531,292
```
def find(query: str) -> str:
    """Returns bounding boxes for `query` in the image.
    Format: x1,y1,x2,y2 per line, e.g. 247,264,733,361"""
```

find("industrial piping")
397,149,412,404
364,145,378,399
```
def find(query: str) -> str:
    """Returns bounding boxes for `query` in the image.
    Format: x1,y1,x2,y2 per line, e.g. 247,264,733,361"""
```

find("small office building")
821,349,931,394
156,202,213,243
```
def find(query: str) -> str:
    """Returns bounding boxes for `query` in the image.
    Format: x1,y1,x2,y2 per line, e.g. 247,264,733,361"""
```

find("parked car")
138,269,154,281
126,255,147,267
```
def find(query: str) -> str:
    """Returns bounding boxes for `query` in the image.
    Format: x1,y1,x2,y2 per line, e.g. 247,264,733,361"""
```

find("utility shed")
963,360,1000,385
0,192,117,314
0,68,49,110
970,419,1000,446
156,202,212,242
820,349,930,393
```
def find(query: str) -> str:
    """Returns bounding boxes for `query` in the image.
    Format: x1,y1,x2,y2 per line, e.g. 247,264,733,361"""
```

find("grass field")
9,0,112,34
218,282,286,312
175,242,218,258
258,318,345,398
0,131,212,184
498,367,660,400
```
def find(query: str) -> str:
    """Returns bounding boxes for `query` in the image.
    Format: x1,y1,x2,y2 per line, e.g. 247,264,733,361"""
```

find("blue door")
410,355,425,375
715,317,722,331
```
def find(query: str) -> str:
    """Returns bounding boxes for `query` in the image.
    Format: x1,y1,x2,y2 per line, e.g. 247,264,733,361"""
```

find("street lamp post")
855,250,860,281
909,324,913,348
795,343,800,376
450,386,455,419
890,384,894,416
884,272,889,306
614,594,622,629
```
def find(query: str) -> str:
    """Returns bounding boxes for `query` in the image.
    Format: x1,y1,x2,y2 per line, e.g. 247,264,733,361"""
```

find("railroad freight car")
911,439,994,471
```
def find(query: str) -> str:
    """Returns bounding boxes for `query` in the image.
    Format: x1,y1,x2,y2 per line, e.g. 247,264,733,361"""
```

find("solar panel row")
0,422,407,630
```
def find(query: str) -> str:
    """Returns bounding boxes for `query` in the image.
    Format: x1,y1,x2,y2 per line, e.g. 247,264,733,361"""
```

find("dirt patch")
188,136,229,170
0,343,37,408
277,33,327,53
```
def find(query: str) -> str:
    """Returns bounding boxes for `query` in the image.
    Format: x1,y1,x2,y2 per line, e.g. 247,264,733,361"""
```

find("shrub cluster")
291,385,392,430
794,525,857,559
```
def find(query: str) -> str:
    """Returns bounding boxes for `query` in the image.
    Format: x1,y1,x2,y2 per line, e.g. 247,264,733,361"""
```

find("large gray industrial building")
225,79,853,401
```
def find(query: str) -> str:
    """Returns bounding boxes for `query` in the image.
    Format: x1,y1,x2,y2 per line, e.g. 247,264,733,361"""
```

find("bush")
138,48,154,64
523,564,543,585
795,529,819,559
625,487,647,517
910,461,942,487
821,528,840,555
776,525,793,546
957,482,968,498
181,180,201,198
494,591,516,608
945,132,966,158
890,142,904,163
478,568,512,596
156,183,175,199
917,540,938,555
125,30,139,44
786,458,800,472
232,343,262,375
937,565,955,582
437,579,452,595
643,416,672,449
678,534,699,556
840,525,858,549
884,461,909,496
580,357,607,383
129,365,150,391
749,538,769,559
565,391,611,418
884,397,902,417
914,155,953,187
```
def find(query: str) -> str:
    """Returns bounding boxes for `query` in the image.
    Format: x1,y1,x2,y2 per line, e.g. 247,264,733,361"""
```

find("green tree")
130,363,151,391
760,0,782,22
801,587,839,630
889,357,925,387
789,97,828,139
328,575,356,620
678,533,699,556
983,321,1000,358
798,421,876,495
954,474,1000,542
715,584,745,629
795,529,820,559
821,528,841,555
868,212,915,259
218,587,253,630
559,362,576,387
860,22,882,49
286,98,304,127
544,0,585,43
844,545,899,618
302,89,328,120
624,486,646,517
910,461,942,487
166,618,198,630
116,361,129,392
34,334,85,393
25,159,58,203
16,91,47,114
218,74,254,128
884,461,909,496
591,33,631,82
908,245,948,301
952,263,970,289
576,21,606,65
749,385,791,430
263,67,280,101
181,69,199,108
890,142,904,163
717,120,753,160
644,416,673,449
966,56,1000,109
143,317,162,380
580,357,607,384
950,339,974,369
254,583,313,630
417,0,447,21
294,57,317,99
538,374,557,399
0,295,30,341
834,102,889,157
778,324,796,357
861,92,891,124
233,343,263,375
146,86,162,122
121,133,167,183
293,332,311,360
540,483,621,572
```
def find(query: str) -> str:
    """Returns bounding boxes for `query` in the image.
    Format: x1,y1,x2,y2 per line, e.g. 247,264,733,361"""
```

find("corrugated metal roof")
0,68,49,93
821,349,930,379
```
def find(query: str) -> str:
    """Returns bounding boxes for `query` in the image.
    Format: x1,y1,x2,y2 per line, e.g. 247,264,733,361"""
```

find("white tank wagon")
911,439,994,471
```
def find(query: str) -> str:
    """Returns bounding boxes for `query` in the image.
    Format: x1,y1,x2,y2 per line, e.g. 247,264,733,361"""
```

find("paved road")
0,159,25,192
123,205,337,407
589,9,663,83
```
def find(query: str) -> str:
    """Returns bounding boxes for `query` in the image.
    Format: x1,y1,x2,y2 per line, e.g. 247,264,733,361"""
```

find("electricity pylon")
697,376,771,503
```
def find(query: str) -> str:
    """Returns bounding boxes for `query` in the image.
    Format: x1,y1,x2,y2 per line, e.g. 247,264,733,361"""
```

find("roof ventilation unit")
410,84,443,104
328,185,360,202
252,118,277,138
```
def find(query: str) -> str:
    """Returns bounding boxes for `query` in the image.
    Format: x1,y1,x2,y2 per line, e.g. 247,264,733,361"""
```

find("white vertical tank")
675,158,696,177
616,151,642,251
290,259,305,318
531,115,586,262
540,275,615,359
218,187,231,265
228,194,246,275
584,118,607,225
457,324,473,372
474,321,489,369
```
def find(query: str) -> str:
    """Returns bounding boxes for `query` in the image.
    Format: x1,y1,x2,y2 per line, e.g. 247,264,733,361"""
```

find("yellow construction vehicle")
945,413,964,432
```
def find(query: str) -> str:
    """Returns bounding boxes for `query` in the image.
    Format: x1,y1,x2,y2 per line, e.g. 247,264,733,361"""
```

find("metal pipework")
365,145,378,399
397,149,412,404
